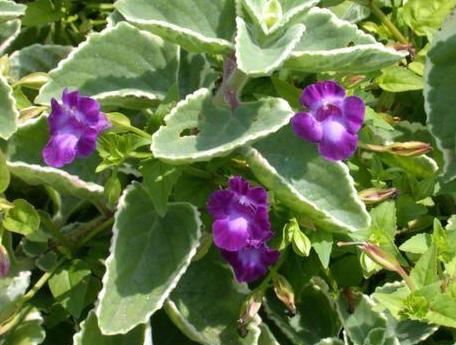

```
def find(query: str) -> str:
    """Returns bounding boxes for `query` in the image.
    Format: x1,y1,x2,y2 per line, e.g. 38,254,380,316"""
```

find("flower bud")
263,0,282,29
385,141,432,157
359,242,402,274
237,290,263,337
0,244,10,277
272,274,296,316
359,187,399,204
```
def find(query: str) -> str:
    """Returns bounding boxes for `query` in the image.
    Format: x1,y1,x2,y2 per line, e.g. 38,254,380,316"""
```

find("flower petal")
42,133,79,167
319,120,358,160
77,96,101,126
220,244,280,283
62,88,80,108
77,128,98,157
229,176,268,210
207,190,235,219
343,96,365,134
291,112,323,143
300,80,345,110
213,216,250,251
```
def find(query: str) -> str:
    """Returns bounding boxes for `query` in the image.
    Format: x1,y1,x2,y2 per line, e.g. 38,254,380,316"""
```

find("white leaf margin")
115,1,234,53
151,88,294,163
243,146,371,232
35,22,179,106
0,72,18,140
95,182,203,335
235,16,306,76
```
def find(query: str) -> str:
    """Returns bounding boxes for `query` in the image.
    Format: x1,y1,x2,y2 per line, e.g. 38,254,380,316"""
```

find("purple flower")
290,80,365,161
207,177,272,251
208,176,279,283
221,244,280,283
42,89,110,168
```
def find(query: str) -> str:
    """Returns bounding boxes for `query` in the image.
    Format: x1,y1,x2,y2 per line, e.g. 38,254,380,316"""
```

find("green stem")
75,217,114,250
127,125,152,140
257,248,289,293
214,55,249,108
398,267,416,292
369,1,408,44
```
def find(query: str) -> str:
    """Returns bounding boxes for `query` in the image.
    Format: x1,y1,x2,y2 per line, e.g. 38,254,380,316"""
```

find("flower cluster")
291,80,365,161
207,176,279,283
43,89,110,168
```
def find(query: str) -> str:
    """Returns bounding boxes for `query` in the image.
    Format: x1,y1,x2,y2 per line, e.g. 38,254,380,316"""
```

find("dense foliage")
0,0,456,344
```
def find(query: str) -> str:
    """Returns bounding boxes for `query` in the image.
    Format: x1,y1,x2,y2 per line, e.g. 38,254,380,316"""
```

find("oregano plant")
0,0,455,344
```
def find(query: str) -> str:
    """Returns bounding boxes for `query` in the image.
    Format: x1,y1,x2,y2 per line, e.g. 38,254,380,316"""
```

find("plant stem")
369,1,408,44
127,125,152,140
257,248,289,294
75,217,114,250
214,55,249,108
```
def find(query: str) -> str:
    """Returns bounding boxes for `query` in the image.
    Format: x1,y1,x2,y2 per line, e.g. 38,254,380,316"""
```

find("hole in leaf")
179,127,200,137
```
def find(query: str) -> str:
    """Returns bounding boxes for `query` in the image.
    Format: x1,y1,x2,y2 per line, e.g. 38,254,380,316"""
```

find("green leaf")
9,44,72,80
178,50,217,99
271,77,301,108
378,153,438,179
115,0,236,54
336,292,387,345
151,88,294,164
264,278,340,345
152,310,200,345
424,12,456,182
96,183,202,334
385,311,437,345
0,151,10,193
329,0,370,23
6,116,104,198
425,293,456,328
48,260,92,318
21,0,63,27
258,324,280,345
309,231,333,269
0,271,30,323
0,0,25,22
0,308,45,345
403,0,456,38
292,228,311,257
410,245,438,289
285,7,406,73
3,199,40,236
0,73,18,140
243,126,370,232
235,17,305,76
36,22,179,108
376,66,424,92
140,160,182,217
0,20,20,55
164,249,261,345
399,233,431,255
73,310,152,345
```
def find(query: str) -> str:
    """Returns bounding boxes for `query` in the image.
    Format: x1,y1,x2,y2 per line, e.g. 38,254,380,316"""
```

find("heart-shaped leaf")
235,17,305,76
243,126,370,232
36,22,179,108
73,310,152,345
151,88,294,164
165,249,261,345
0,73,18,140
0,308,45,345
96,183,202,334
424,13,456,181
115,0,236,54
285,7,407,73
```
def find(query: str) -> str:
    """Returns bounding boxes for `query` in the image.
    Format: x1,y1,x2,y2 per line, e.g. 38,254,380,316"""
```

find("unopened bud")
238,290,263,337
0,244,10,277
361,142,431,157
263,0,282,29
13,72,49,89
359,242,402,273
272,274,296,316
345,75,366,86
386,141,432,157
359,187,399,204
